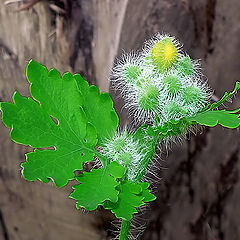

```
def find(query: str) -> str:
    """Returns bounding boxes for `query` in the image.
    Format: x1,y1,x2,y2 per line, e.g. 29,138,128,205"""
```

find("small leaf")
188,109,240,128
207,81,240,111
104,180,155,221
74,74,119,145
104,181,144,221
70,161,126,211
138,182,156,202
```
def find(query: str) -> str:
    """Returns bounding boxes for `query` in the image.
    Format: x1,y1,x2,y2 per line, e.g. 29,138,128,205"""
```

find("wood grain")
1,0,240,239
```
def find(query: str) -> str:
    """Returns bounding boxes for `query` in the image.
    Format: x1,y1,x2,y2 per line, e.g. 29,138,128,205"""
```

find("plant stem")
93,148,110,167
135,134,162,181
118,127,162,240
119,220,131,240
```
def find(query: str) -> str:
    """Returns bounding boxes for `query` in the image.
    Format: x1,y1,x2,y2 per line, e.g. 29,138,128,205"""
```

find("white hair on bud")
103,33,215,239
141,32,184,60
110,33,212,128
103,127,153,181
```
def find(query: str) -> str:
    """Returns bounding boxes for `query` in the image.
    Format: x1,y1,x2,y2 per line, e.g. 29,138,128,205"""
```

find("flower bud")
162,75,182,94
177,56,194,76
123,64,141,83
152,37,179,72
138,84,159,111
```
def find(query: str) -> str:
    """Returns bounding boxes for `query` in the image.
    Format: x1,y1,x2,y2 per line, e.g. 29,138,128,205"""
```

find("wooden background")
0,0,240,239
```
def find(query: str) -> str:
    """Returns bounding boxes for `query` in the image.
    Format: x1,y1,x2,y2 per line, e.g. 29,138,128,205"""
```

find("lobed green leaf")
188,109,240,128
137,182,156,202
74,74,119,145
0,60,119,187
104,180,156,221
70,161,126,210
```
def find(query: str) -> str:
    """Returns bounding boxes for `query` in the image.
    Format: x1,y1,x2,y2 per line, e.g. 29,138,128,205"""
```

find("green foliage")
0,60,156,223
104,181,155,221
0,58,240,240
138,182,157,202
188,81,240,128
206,81,240,111
0,60,118,187
70,161,126,210
74,74,119,145
188,109,240,128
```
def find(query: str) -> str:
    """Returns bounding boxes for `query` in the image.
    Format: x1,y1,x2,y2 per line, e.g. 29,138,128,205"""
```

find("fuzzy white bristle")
111,33,211,127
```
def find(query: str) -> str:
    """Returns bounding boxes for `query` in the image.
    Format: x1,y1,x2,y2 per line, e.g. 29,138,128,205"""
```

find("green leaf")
150,117,190,137
0,60,105,187
137,182,156,202
104,181,155,221
74,74,119,145
188,109,240,128
70,161,126,211
206,81,240,111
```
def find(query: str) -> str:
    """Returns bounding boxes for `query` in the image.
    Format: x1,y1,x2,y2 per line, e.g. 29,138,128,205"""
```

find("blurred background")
0,0,240,239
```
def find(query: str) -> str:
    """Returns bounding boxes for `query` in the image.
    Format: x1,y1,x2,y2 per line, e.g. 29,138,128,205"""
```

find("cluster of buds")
104,34,211,180
112,33,210,125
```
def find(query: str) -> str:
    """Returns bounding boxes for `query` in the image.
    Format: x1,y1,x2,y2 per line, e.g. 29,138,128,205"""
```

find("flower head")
111,33,211,126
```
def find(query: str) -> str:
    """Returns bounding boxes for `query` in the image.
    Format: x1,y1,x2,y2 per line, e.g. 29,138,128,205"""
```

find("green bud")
119,152,133,165
123,64,141,83
183,86,202,104
162,75,182,94
112,136,127,153
164,102,186,118
177,56,194,76
138,84,159,111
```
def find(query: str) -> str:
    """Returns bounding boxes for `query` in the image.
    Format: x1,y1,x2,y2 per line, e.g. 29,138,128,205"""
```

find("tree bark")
1,0,240,240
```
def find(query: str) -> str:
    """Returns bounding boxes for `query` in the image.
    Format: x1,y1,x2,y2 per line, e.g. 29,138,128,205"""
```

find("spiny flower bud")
183,86,202,104
111,135,127,153
162,101,186,122
123,63,141,84
152,37,179,72
138,84,159,111
103,129,148,181
111,33,211,126
119,152,133,165
177,56,194,76
162,75,182,94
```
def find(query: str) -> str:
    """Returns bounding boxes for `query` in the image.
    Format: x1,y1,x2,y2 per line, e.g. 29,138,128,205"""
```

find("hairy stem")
135,134,162,181
119,220,131,240
119,127,162,239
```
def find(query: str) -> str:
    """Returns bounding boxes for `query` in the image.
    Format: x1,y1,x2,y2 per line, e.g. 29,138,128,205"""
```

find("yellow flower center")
152,37,178,72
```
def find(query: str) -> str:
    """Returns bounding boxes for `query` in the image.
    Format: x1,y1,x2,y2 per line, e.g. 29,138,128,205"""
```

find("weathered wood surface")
0,0,240,240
